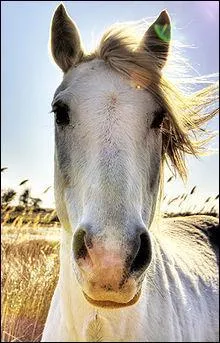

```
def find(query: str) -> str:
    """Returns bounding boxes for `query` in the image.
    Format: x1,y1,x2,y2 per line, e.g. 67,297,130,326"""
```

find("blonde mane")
81,22,219,180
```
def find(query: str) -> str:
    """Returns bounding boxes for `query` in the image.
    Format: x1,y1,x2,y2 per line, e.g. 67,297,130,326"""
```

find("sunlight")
199,1,219,21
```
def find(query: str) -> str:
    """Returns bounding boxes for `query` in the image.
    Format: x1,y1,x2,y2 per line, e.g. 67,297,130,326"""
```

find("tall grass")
1,232,60,342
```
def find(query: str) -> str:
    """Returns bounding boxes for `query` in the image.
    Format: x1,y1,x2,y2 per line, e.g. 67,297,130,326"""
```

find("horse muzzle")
72,223,152,307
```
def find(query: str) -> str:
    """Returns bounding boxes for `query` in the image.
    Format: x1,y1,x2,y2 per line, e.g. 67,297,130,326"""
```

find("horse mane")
82,21,219,180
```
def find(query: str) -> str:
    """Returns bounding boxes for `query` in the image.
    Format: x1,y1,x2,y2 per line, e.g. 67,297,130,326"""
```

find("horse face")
53,60,163,306
51,4,170,307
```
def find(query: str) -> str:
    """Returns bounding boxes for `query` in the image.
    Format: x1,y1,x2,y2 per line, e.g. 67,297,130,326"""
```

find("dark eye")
151,110,166,129
52,101,70,126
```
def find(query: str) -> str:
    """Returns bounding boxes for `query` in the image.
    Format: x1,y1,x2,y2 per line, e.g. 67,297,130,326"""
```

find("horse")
42,4,219,342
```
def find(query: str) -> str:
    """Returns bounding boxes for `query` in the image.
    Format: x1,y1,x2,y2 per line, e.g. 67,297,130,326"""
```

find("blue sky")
1,1,219,208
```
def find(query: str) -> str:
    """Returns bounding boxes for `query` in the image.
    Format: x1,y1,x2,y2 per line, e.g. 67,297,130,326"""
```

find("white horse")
42,4,219,342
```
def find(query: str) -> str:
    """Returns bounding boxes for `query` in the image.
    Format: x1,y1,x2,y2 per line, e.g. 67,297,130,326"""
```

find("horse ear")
50,4,84,72
140,10,171,69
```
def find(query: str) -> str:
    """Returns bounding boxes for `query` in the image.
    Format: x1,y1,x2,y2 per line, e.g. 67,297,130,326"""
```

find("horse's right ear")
50,4,84,72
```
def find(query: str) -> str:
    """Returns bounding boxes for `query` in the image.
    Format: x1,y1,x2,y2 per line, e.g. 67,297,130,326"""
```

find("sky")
1,1,219,209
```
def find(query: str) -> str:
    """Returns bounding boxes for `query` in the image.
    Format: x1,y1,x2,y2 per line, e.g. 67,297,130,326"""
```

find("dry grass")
1,205,60,228
1,229,60,342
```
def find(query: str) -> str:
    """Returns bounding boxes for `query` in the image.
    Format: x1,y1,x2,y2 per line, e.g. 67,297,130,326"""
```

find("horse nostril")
73,229,87,259
130,231,152,274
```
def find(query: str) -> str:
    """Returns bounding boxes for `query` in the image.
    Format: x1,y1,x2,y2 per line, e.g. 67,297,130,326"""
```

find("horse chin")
82,290,141,309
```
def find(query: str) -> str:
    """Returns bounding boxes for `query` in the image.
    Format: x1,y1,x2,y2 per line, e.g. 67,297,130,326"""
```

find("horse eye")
52,101,70,126
151,110,166,129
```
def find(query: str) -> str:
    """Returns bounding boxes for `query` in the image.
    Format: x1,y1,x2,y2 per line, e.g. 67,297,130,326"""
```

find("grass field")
1,224,60,342
1,187,219,342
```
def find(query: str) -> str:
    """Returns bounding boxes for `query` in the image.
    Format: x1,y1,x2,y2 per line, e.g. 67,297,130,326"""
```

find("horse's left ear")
140,10,171,69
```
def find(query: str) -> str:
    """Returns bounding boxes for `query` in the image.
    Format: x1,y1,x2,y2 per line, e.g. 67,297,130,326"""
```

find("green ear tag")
154,24,170,43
